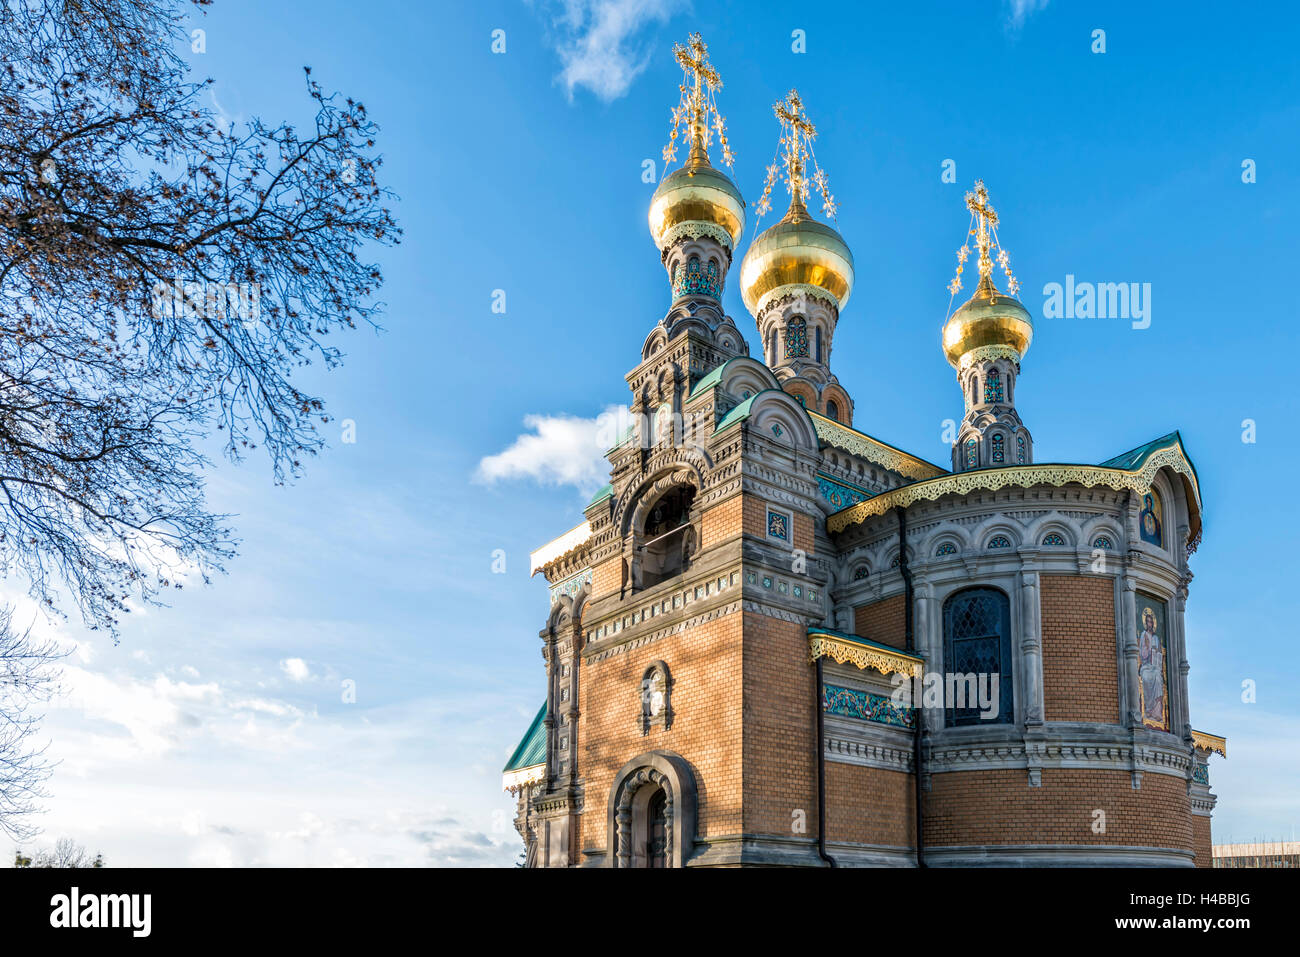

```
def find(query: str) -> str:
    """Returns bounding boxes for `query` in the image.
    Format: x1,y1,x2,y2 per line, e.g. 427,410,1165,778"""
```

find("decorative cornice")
808,633,923,678
502,764,545,793
531,521,593,576
1192,730,1227,757
808,411,946,482
828,446,1203,542
957,344,1022,373
754,283,839,319
660,220,735,253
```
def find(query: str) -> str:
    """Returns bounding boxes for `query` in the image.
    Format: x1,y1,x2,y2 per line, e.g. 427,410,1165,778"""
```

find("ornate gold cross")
664,33,731,169
964,179,999,282
774,89,816,205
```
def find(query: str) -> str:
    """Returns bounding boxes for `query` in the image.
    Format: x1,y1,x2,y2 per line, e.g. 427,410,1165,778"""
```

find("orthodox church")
502,34,1225,867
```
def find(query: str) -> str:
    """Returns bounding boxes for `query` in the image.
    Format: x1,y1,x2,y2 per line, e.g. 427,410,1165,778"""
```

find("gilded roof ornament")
753,89,838,225
662,32,734,171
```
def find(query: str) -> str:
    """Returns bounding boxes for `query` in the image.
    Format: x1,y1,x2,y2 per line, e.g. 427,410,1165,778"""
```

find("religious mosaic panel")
1137,592,1169,731
1139,488,1164,547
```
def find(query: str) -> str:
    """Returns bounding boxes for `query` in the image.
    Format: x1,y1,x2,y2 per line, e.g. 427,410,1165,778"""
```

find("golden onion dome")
648,156,746,254
942,276,1034,368
739,199,854,317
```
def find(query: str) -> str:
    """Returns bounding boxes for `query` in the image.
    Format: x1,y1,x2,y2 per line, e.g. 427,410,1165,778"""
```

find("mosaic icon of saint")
1139,491,1162,547
1138,606,1166,729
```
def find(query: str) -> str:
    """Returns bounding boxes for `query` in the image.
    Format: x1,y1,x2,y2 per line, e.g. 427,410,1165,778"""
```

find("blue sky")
8,0,1299,866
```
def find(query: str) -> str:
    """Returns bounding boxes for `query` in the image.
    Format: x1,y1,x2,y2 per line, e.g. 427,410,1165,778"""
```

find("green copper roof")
688,362,728,399
713,390,764,432
586,483,613,507
503,703,547,772
1100,431,1186,471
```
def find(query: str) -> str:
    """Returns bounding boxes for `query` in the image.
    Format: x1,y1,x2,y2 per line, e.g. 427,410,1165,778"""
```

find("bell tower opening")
638,485,696,589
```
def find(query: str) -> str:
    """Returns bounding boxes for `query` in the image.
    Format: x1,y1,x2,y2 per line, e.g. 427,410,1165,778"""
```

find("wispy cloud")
1004,0,1050,30
476,404,627,493
538,0,685,102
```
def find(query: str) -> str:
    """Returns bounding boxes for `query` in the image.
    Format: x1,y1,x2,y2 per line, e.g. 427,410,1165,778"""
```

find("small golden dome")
739,201,854,317
648,157,746,253
942,276,1034,368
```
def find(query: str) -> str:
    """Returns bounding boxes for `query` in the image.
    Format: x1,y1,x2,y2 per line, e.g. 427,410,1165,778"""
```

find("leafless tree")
0,605,64,842
0,0,400,635
15,835,102,866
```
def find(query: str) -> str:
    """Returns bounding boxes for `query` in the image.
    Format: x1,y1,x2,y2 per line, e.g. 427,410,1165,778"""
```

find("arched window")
767,329,777,365
826,399,839,422
984,368,1003,403
1016,434,1026,464
815,326,822,363
784,316,809,358
1092,536,1113,550
943,587,1014,726
936,542,957,556
987,535,1012,549
970,375,978,406
639,486,695,588
1041,533,1066,546
964,438,977,468
991,433,1005,463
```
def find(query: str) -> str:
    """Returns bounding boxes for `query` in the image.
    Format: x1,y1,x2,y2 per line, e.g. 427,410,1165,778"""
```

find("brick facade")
826,762,914,847
924,768,1192,851
854,594,906,649
1040,574,1120,723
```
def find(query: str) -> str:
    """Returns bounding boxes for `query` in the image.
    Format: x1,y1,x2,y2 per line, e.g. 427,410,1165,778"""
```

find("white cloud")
541,0,684,102
280,657,311,683
476,404,627,493
1004,0,1050,29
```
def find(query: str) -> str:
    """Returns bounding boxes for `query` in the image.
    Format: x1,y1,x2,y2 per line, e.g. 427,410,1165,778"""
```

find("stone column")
1019,567,1044,726
914,580,942,736
1120,576,1141,728
1173,583,1192,742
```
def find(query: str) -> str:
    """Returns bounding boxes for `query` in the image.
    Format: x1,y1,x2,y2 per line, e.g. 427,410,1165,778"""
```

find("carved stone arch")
746,390,819,451
850,560,872,581
640,326,668,361
545,593,575,635
971,515,1021,551
1151,465,1193,556
716,356,780,400
606,750,698,868
1028,514,1077,547
622,466,703,538
1081,515,1124,551
927,523,968,557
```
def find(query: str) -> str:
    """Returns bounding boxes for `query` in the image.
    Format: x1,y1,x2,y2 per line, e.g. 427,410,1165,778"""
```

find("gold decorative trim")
1192,730,1226,757
808,411,946,482
502,764,545,793
957,343,1022,373
809,634,923,678
659,220,735,252
828,444,1202,539
754,282,840,318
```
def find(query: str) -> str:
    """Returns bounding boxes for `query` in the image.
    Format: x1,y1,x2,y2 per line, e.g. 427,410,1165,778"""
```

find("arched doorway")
646,788,667,868
607,751,698,868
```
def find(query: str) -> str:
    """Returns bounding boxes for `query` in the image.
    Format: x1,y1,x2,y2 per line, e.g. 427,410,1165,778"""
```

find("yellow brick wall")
741,611,817,838
854,594,907,649
1040,574,1120,723
924,768,1192,850
578,609,744,854
826,762,914,847
1192,815,1212,867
